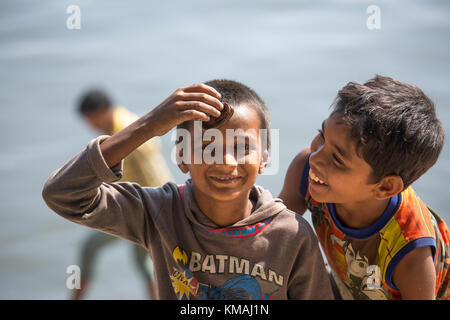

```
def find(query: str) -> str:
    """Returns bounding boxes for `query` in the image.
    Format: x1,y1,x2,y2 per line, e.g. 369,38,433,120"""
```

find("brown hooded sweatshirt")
42,136,333,300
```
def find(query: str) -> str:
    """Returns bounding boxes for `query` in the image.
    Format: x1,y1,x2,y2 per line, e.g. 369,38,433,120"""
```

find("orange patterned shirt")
300,155,450,300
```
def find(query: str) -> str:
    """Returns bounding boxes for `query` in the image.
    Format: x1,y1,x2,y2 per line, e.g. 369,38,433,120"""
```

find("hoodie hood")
181,179,286,230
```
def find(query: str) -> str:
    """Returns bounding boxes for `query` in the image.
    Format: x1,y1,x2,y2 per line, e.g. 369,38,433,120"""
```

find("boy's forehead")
327,112,347,126
186,104,261,136
224,104,261,131
323,113,358,159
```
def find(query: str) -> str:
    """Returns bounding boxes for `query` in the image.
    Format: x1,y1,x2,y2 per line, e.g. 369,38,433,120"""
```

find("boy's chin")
208,183,252,201
194,177,254,201
308,186,332,203
209,192,245,202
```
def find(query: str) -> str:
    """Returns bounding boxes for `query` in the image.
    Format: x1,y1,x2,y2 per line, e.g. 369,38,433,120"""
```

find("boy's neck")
193,187,254,227
334,197,391,229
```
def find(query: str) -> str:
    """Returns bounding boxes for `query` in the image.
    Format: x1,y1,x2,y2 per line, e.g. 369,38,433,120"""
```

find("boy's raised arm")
279,147,310,215
42,84,223,247
42,135,163,247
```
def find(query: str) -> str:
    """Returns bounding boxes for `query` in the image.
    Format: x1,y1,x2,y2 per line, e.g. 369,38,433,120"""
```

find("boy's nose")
223,151,238,166
310,146,325,168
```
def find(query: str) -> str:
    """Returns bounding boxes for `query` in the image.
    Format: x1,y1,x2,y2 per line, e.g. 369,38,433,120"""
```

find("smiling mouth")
209,175,243,184
309,169,328,186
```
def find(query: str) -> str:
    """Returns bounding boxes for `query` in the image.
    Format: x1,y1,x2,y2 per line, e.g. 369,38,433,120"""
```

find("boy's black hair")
331,74,445,188
78,89,112,115
178,79,271,148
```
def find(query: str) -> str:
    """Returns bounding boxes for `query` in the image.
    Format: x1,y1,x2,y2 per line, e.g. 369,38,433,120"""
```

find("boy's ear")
373,175,404,200
178,161,189,174
258,150,269,174
177,148,189,174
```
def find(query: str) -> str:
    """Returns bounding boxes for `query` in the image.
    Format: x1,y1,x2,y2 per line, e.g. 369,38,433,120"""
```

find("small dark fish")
203,102,234,129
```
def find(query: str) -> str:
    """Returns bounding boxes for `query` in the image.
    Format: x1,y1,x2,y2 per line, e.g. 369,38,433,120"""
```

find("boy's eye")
236,144,250,152
332,154,344,166
316,128,345,168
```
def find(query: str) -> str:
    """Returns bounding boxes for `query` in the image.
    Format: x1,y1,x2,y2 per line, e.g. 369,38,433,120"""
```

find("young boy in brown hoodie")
42,79,333,300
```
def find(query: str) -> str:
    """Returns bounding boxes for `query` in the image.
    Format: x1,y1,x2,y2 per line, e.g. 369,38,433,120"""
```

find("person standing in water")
73,89,174,299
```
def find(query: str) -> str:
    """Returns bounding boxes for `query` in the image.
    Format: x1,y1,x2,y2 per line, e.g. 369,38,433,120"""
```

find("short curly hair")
331,75,445,188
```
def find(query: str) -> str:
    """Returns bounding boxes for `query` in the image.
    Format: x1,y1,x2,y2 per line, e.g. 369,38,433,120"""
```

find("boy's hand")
146,83,223,137
100,83,223,168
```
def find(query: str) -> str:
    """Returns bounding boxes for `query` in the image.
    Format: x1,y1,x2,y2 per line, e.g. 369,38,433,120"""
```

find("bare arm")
100,83,223,168
393,246,436,300
278,147,310,215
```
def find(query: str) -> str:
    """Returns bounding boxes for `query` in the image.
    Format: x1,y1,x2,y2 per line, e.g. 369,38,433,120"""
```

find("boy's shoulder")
270,199,319,244
394,187,440,238
250,183,315,241
139,180,180,200
288,147,310,179
132,181,181,211
279,147,311,214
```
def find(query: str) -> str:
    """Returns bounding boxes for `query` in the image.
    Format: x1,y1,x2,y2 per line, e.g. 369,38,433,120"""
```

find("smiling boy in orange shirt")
280,75,450,300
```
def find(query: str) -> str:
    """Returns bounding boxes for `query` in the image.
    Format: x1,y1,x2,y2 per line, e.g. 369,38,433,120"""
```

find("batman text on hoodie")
42,136,334,300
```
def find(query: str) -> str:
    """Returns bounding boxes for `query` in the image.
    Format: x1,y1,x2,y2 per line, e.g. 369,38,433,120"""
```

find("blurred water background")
1,0,449,299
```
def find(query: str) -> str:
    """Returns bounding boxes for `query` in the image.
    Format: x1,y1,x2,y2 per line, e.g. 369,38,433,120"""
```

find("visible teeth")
215,176,239,181
309,170,326,185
